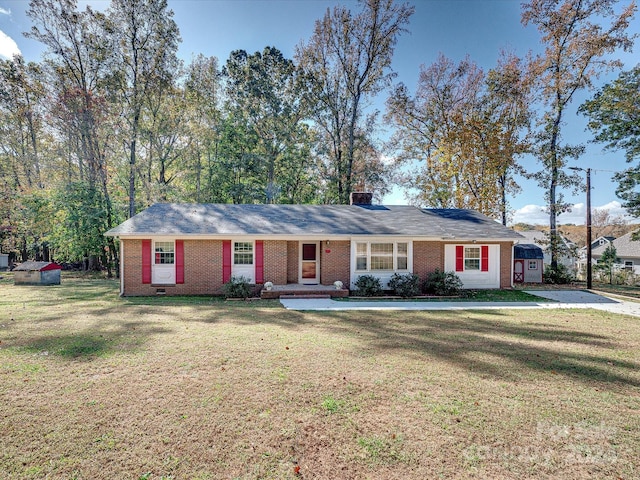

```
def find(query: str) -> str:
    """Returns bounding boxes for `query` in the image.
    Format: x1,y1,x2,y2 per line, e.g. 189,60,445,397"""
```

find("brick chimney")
349,192,373,205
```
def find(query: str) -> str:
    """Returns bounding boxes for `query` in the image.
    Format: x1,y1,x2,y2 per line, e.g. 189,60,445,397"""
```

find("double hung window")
154,241,175,264
355,242,409,272
464,247,480,271
234,242,253,265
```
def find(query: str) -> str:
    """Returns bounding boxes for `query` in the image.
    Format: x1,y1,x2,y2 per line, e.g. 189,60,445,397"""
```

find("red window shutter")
455,245,464,272
175,240,184,284
222,240,232,283
142,240,152,284
255,240,264,284
481,245,489,272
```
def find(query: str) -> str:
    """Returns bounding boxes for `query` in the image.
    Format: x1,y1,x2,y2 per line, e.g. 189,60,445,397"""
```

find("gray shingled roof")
105,203,524,240
592,231,640,258
514,244,544,259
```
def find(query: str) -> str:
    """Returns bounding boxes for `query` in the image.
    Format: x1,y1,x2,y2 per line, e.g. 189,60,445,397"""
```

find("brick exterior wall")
320,240,350,286
414,241,513,288
413,241,444,279
121,238,515,295
122,239,224,296
263,240,287,285
499,241,513,288
286,242,298,284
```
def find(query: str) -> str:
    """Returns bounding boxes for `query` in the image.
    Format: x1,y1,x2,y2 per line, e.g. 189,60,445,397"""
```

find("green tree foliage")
580,65,640,217
0,56,47,190
106,0,181,217
25,0,121,274
0,56,51,260
183,54,223,202
595,244,619,284
222,47,314,204
521,0,636,269
50,182,112,269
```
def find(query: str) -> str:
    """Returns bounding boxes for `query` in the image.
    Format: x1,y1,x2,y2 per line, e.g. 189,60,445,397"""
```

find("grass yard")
1,276,639,479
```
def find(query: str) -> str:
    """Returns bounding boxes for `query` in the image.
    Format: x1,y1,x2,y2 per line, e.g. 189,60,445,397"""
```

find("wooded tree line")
0,0,637,275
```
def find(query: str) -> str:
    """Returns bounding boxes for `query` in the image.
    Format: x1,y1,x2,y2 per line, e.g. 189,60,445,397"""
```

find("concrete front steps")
261,284,349,299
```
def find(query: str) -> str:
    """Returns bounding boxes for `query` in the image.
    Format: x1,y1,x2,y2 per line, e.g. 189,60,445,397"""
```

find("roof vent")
350,192,373,205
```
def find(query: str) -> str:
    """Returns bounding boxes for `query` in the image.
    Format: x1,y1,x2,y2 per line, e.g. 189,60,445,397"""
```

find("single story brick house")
105,196,524,296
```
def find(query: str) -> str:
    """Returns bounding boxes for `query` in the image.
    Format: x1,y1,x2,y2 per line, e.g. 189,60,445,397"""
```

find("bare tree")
296,0,413,204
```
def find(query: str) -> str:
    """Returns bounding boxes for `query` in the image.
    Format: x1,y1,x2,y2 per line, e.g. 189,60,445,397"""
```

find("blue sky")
0,0,638,225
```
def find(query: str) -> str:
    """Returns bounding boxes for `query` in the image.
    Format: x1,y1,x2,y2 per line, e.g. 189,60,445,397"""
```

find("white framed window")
397,242,408,270
371,243,393,270
356,242,368,270
528,260,538,270
464,247,481,271
154,241,174,265
625,260,633,271
234,241,253,265
355,241,409,272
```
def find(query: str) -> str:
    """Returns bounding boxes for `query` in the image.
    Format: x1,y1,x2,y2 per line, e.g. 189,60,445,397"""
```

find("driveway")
280,290,640,317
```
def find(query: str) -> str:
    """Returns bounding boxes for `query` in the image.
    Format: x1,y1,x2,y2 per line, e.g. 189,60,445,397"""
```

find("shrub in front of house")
388,273,421,297
424,269,463,296
543,264,574,284
353,275,383,297
222,275,252,299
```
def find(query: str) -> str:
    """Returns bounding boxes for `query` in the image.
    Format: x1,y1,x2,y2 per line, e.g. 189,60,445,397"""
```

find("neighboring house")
105,196,524,296
513,244,544,283
576,235,616,275
591,236,615,250
592,231,640,274
516,230,576,272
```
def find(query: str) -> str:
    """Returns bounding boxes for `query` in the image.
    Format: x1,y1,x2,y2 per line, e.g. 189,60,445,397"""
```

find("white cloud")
512,201,638,226
0,7,10,16
0,29,20,60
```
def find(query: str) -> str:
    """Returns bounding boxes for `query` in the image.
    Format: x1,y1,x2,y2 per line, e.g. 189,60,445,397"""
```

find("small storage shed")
0,254,8,271
513,244,544,283
13,261,62,285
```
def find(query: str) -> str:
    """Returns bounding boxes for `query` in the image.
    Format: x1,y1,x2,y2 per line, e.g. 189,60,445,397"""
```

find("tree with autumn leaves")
385,52,533,225
0,0,638,273
522,0,636,270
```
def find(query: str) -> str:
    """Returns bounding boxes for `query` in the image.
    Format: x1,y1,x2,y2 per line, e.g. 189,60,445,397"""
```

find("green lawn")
1,275,639,479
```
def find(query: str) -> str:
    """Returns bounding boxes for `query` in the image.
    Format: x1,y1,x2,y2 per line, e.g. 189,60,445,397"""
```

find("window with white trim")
355,242,409,272
356,242,368,270
528,260,538,270
234,242,253,265
397,242,408,270
464,247,480,271
154,241,174,264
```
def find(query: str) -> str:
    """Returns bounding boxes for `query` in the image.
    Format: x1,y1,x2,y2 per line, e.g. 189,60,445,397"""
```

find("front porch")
260,283,349,299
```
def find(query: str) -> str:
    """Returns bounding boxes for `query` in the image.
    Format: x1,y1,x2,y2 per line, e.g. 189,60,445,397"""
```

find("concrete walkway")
280,290,640,317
